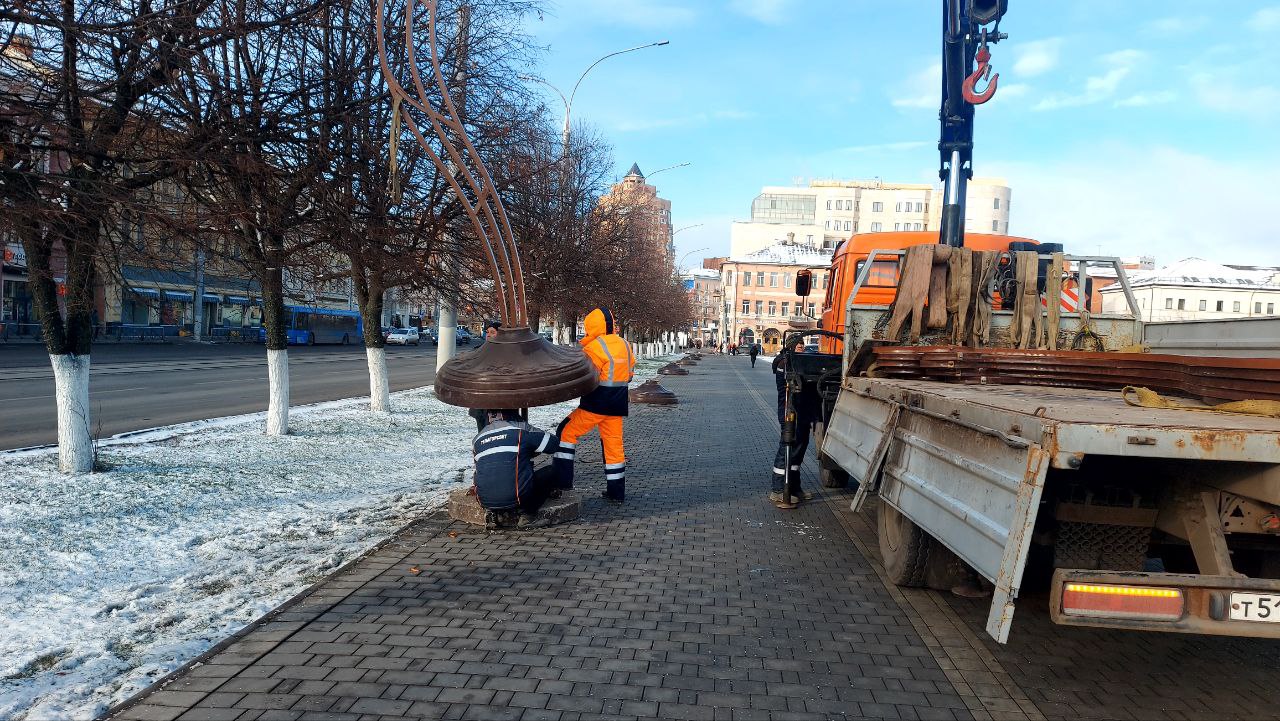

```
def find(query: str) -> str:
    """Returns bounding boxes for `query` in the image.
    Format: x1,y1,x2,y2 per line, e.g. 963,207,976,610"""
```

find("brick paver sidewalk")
106,355,1280,721
108,355,990,721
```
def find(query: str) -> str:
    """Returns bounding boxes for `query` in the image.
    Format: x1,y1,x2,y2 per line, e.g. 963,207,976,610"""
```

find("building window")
806,235,813,243
826,200,832,210
741,300,750,314
783,273,791,288
839,221,847,231
894,223,901,231
1216,301,1224,311
872,201,883,212
782,301,790,316
1270,303,1276,315
726,271,733,284
1256,302,1264,313
767,301,776,316
871,222,882,232
1177,299,1185,310
913,223,922,231
915,202,923,212
824,220,830,230
853,221,859,232
1234,301,1241,312
755,300,763,316
756,272,765,285
1165,298,1173,309
743,273,751,286
994,198,1001,209
807,302,816,315
769,273,778,287
1199,299,1207,311
992,220,999,231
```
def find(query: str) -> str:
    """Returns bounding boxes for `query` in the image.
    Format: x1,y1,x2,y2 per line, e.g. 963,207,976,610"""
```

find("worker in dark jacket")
769,340,817,507
553,307,635,503
468,321,503,432
473,409,560,524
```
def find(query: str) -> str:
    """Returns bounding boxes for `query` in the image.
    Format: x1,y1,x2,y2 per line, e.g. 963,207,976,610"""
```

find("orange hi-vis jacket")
577,308,635,417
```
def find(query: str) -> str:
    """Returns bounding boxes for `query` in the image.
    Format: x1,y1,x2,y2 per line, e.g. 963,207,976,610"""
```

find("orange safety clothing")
577,307,635,417
553,408,626,497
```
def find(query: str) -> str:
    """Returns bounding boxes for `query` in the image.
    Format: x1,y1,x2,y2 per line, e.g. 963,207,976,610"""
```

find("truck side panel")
825,393,1050,641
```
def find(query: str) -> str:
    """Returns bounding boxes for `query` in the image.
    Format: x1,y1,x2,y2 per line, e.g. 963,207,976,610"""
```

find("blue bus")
259,306,363,345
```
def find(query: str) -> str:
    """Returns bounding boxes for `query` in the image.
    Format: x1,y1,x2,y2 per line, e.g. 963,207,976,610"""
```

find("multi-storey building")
730,177,1011,256
1100,258,1280,321
681,268,721,346
719,238,834,354
601,163,674,261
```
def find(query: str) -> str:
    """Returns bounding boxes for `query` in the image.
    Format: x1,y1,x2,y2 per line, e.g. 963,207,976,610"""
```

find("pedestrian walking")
553,307,635,503
749,342,759,368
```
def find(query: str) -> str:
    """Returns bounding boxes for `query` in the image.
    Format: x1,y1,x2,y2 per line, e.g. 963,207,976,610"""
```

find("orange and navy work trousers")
554,408,625,499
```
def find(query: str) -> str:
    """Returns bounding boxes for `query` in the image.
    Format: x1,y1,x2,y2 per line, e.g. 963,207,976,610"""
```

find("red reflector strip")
1061,583,1184,621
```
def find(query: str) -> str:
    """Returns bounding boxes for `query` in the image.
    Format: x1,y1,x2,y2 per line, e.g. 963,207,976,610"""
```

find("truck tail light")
1061,583,1184,621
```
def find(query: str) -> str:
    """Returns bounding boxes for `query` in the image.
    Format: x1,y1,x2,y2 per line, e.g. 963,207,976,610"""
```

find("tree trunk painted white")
366,346,390,413
51,354,93,473
436,302,457,371
266,348,290,436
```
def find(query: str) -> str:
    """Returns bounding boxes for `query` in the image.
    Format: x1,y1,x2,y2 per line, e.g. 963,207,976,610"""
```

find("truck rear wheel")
879,502,931,587
813,422,849,488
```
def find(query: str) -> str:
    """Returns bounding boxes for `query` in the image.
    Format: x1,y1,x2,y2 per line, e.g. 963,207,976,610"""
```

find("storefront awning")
202,294,221,303
128,288,160,298
225,296,250,305
163,290,192,301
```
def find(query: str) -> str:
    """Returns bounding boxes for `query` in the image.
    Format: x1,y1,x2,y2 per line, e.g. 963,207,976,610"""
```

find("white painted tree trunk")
367,346,390,413
266,348,290,436
51,354,93,473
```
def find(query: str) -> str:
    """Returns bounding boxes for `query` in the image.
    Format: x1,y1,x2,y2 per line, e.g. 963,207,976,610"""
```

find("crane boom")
938,0,1008,248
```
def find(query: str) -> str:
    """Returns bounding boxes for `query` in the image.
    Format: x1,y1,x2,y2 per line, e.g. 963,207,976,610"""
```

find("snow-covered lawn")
0,356,673,720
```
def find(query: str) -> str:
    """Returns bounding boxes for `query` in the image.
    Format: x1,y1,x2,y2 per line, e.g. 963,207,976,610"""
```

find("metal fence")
208,327,262,343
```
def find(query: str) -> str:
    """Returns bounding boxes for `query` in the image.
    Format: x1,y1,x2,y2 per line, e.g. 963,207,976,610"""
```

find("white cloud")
1114,90,1176,107
1033,49,1142,111
1143,15,1208,35
987,145,1276,265
729,0,793,24
1011,38,1062,78
1190,72,1280,116
890,62,939,109
1248,6,1280,31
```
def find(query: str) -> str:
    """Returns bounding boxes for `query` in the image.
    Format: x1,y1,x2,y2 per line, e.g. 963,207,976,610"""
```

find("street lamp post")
522,40,670,157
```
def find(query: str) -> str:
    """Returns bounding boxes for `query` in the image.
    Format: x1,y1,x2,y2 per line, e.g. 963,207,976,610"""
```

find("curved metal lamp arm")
375,0,527,327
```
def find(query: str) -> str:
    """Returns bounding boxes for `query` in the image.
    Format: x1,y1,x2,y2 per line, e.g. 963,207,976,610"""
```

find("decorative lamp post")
375,0,596,409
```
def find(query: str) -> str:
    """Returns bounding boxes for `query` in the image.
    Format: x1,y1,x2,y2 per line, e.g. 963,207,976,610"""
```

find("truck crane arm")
938,0,1008,248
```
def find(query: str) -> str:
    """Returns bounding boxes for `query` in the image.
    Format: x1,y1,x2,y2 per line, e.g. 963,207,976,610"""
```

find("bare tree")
0,2,222,472
168,0,331,435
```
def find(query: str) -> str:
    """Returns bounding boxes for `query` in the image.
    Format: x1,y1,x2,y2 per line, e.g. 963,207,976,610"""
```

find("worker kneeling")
473,409,560,527
554,307,635,503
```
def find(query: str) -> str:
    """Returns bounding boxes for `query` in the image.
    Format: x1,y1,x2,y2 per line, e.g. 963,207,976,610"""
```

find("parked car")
386,327,420,346
455,327,473,345
421,327,439,345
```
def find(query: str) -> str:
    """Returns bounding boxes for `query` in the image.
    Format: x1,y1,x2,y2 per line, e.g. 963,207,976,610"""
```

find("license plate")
1229,593,1280,623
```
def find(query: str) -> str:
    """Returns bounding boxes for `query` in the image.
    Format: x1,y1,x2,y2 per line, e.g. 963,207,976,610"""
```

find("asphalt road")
0,340,450,450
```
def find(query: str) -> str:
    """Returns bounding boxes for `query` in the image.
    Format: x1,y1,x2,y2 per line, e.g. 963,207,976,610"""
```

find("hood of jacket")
579,307,615,346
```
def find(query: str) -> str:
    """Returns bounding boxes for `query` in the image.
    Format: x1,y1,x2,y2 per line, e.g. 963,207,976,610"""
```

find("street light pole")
522,40,669,157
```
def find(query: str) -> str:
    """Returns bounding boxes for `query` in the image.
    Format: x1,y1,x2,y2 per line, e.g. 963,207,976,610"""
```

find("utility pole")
435,2,469,370
193,249,206,340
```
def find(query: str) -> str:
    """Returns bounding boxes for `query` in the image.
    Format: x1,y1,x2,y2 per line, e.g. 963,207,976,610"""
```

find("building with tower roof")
601,163,674,261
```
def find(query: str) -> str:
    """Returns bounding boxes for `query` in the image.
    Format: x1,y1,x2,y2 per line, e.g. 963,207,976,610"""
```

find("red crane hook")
962,45,999,104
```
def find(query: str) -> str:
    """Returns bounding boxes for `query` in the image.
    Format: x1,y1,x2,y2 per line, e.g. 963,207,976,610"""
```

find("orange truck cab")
815,231,1040,353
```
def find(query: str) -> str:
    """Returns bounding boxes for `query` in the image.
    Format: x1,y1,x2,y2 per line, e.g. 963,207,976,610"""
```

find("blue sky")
524,1,1280,267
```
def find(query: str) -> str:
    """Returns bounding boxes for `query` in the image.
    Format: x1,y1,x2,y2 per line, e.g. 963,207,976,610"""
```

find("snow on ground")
0,355,674,721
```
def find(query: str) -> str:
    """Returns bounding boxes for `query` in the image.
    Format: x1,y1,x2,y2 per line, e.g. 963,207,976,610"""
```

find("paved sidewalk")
107,355,1280,721
109,356,983,721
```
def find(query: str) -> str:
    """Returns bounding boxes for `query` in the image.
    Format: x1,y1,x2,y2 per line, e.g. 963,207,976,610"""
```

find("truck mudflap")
823,387,1051,642
1051,569,1280,638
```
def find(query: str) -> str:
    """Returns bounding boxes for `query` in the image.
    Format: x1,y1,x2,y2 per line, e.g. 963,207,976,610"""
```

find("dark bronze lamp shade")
434,327,598,408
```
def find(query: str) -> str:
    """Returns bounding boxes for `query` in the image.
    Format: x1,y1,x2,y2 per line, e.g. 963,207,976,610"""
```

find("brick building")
720,237,834,353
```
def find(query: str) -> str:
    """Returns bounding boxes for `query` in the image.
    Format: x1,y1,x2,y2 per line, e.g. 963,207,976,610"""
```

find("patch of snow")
0,356,674,721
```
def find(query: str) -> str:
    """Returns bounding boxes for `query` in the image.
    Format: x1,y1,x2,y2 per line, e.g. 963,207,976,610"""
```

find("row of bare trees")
1,0,691,473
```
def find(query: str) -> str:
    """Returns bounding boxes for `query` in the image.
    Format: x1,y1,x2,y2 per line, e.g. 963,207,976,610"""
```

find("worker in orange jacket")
554,307,635,503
